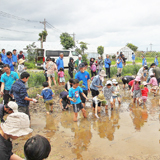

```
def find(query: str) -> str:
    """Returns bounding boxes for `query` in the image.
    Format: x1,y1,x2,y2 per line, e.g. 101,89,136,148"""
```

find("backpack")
91,64,96,72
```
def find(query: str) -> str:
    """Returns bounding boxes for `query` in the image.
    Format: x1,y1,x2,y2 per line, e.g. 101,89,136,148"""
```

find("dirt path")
5,85,160,159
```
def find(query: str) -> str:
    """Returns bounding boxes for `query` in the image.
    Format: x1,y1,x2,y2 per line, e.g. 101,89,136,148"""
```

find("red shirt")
128,80,134,86
141,87,149,97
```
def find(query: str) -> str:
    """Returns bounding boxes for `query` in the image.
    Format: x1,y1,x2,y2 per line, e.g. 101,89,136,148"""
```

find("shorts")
47,73,55,77
18,105,30,119
141,96,147,102
59,77,65,82
72,102,83,113
133,90,141,98
62,99,69,110
90,88,99,97
106,97,113,105
112,96,118,99
93,101,101,108
45,99,54,111
80,90,88,103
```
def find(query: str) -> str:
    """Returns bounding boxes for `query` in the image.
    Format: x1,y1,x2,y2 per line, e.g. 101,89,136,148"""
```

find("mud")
7,85,160,159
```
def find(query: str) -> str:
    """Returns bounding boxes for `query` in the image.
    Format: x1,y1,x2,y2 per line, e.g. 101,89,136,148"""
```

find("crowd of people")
0,47,160,159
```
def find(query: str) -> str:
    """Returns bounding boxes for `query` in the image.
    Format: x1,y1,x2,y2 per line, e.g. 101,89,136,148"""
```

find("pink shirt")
147,77,158,86
133,82,140,90
58,71,64,77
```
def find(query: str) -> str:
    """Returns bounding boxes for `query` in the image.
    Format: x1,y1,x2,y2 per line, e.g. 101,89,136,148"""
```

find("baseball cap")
79,63,85,68
78,55,82,58
106,80,112,85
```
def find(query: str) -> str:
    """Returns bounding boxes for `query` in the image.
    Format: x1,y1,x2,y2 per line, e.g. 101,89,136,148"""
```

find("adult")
154,55,159,66
0,112,32,160
68,57,74,78
3,51,15,71
12,49,17,71
120,52,123,58
17,50,25,60
0,64,19,105
104,54,111,78
43,58,49,82
142,55,147,66
116,51,119,59
147,63,155,83
97,55,103,74
56,53,64,71
117,56,123,77
24,135,51,160
1,49,6,62
10,72,37,119
122,76,135,89
137,65,148,80
152,65,160,85
0,101,18,122
46,57,57,87
74,55,83,71
0,56,4,88
75,63,90,107
132,52,135,65
122,54,127,66
90,70,106,112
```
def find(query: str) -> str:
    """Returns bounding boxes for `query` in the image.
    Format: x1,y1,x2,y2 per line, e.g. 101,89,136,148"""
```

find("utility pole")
150,43,152,51
40,19,47,31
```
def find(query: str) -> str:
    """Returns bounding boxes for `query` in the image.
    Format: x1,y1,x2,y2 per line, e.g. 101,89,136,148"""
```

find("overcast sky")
1,0,160,51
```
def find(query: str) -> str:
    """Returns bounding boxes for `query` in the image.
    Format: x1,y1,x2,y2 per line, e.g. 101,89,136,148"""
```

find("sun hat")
18,58,25,64
106,80,112,85
112,79,118,84
97,93,106,101
99,70,106,77
79,63,85,68
78,55,82,58
135,76,141,81
143,81,147,85
150,73,154,76
7,101,18,113
1,112,33,136
98,55,101,58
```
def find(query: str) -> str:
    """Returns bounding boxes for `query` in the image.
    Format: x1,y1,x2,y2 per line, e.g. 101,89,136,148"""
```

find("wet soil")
7,85,160,159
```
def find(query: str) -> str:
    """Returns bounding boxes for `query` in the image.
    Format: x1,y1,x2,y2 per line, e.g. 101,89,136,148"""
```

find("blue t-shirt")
69,86,83,104
75,71,90,90
1,71,19,90
12,54,17,63
41,88,53,102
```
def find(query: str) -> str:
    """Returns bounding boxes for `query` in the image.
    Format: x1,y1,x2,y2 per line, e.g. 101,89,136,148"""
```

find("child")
112,79,121,104
38,82,54,114
131,76,141,104
58,67,65,85
140,81,149,104
102,80,114,109
147,73,158,96
59,91,70,111
90,58,97,77
68,79,88,121
65,78,73,92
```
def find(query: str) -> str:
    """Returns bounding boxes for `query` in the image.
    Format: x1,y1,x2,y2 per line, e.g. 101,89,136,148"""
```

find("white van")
35,49,78,67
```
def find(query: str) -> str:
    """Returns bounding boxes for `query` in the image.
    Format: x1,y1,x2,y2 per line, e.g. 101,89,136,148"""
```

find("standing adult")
17,50,25,60
56,53,64,85
75,63,90,107
142,55,147,66
3,51,15,71
152,65,160,85
10,72,37,119
68,57,74,78
154,55,159,66
74,55,83,71
104,54,111,78
97,55,103,74
12,49,18,71
116,51,119,59
1,49,6,63
117,56,123,77
132,52,135,65
0,64,19,105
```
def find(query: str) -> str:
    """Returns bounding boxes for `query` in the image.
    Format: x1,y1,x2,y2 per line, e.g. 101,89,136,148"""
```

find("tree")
97,46,104,57
38,30,48,48
75,47,82,55
26,42,37,61
60,32,75,49
79,41,88,54
126,43,138,52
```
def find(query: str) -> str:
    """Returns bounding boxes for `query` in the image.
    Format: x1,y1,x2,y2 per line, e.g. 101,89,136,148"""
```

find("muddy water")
12,87,160,160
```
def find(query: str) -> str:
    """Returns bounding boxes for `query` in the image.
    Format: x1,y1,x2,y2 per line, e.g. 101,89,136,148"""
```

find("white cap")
78,55,82,58
106,80,112,85
112,79,117,82
7,101,18,113
98,55,101,58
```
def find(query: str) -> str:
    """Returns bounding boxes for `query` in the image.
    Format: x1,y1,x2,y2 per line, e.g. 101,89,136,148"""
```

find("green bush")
25,62,37,69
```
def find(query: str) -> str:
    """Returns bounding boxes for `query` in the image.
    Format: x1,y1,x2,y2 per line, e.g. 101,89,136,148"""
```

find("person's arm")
59,99,64,109
87,79,90,92
0,82,4,95
10,154,23,160
81,92,89,101
24,97,34,101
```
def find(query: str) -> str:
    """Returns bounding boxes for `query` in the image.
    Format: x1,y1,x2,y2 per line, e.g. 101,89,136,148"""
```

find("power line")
0,11,39,22
0,27,35,33
46,22,62,33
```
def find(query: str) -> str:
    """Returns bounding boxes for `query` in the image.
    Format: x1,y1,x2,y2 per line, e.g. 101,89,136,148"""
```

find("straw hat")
99,70,106,77
97,94,106,101
18,58,25,64
7,101,18,113
1,112,33,136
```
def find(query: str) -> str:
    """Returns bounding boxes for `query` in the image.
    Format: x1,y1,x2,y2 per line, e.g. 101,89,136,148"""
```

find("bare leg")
48,77,51,87
50,105,53,112
105,105,108,110
81,108,87,118
113,99,116,105
118,97,121,104
74,112,78,122
52,77,56,86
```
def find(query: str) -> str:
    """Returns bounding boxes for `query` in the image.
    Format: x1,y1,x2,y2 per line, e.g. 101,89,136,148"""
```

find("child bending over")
68,79,88,122
59,91,70,111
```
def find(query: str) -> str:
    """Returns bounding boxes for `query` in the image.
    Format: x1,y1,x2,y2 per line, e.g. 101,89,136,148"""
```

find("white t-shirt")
79,60,81,65
137,67,144,77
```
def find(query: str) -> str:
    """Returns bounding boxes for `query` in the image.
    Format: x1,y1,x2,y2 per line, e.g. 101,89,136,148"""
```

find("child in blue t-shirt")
37,82,54,114
68,79,88,122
